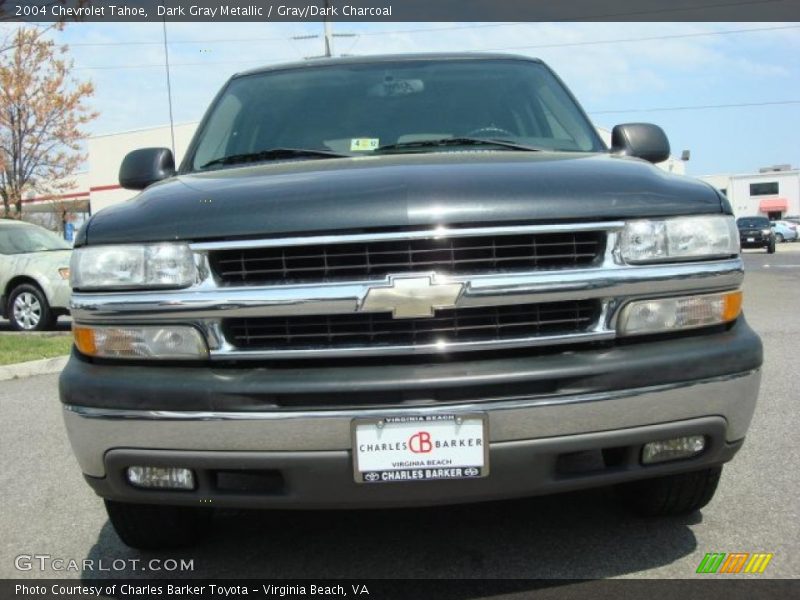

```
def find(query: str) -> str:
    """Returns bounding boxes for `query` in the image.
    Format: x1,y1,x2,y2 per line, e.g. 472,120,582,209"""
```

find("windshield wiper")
374,137,544,154
200,147,352,169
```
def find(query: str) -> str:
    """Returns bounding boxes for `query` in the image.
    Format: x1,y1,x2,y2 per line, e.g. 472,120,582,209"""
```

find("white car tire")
8,283,55,332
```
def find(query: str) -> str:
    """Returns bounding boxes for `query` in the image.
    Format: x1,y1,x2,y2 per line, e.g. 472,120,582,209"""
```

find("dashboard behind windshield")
0,225,71,255
736,218,770,228
186,58,605,172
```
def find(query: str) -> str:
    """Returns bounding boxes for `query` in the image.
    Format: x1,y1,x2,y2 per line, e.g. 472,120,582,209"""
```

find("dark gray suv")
60,54,762,549
737,216,776,253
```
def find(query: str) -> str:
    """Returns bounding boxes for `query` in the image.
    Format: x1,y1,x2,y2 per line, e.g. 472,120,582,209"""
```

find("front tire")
615,466,722,517
104,500,212,549
767,240,776,254
775,233,784,243
7,284,55,331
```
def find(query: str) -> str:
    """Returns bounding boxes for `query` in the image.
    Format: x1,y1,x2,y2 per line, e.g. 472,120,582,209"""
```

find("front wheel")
767,240,776,254
104,500,212,549
7,284,55,331
775,233,784,243
615,466,722,516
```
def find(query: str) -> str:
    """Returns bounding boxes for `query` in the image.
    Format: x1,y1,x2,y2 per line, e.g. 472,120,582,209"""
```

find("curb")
0,355,68,381
0,331,71,336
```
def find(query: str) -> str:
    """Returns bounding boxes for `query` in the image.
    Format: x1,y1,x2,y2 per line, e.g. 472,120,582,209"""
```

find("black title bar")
3,0,800,22
2,579,800,600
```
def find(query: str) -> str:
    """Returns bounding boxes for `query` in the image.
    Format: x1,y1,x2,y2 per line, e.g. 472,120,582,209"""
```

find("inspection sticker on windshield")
350,138,379,151
352,414,488,483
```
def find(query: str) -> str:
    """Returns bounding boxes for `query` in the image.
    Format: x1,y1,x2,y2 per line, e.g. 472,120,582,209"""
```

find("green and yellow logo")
696,552,774,574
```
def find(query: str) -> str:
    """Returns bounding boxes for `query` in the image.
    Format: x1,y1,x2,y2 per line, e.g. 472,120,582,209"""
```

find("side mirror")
119,147,176,190
611,123,671,164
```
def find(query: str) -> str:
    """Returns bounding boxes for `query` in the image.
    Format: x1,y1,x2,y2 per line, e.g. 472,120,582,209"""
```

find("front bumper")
63,366,760,508
739,234,771,248
47,277,72,312
83,416,744,509
61,316,762,508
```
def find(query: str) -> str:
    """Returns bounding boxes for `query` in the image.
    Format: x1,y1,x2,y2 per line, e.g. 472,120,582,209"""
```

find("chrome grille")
209,230,605,285
223,300,601,351
71,220,746,360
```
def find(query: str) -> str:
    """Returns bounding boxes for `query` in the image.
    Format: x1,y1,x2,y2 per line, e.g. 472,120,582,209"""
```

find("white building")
27,123,687,217
698,166,800,219
87,122,198,214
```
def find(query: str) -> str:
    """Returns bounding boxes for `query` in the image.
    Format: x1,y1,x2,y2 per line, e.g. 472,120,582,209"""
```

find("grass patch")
0,334,72,366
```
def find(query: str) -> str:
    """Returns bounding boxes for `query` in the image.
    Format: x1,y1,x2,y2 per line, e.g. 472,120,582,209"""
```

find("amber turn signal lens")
722,290,743,322
72,325,97,356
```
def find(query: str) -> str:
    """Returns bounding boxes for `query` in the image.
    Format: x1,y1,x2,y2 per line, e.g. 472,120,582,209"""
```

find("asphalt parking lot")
1,245,798,580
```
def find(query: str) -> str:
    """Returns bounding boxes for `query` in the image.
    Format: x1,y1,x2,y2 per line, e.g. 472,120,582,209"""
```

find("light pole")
162,19,176,157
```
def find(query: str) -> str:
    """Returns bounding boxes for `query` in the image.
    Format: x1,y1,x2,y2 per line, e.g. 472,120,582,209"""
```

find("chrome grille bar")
190,222,624,251
224,300,600,349
69,222,744,359
207,230,606,285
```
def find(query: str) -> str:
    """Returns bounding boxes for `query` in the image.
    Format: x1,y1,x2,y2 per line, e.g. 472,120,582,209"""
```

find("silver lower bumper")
64,369,760,478
87,417,741,509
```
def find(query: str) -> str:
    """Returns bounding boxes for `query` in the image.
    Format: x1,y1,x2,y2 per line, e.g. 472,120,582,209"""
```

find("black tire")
7,283,55,331
767,240,776,254
775,233,784,243
615,466,722,517
104,500,212,549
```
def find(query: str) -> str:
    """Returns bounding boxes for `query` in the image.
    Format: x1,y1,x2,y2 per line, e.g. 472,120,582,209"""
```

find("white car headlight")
70,243,196,290
619,216,739,264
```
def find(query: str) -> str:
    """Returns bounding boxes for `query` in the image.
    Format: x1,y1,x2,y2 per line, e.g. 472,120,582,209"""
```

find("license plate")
747,237,755,242
352,414,488,483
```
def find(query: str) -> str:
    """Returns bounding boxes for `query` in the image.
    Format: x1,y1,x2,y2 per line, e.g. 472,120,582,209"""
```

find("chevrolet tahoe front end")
59,54,762,549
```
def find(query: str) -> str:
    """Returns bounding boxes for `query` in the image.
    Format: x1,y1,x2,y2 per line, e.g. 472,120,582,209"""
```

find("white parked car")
770,220,798,243
0,220,72,330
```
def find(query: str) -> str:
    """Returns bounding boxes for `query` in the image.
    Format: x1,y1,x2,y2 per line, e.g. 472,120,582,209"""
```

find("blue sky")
26,22,800,175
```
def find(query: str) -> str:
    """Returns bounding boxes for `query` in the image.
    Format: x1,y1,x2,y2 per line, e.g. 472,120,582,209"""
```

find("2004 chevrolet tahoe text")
60,54,762,549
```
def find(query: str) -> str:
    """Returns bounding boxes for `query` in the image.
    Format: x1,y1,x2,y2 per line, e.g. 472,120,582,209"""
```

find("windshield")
187,59,604,172
736,217,770,228
0,224,71,254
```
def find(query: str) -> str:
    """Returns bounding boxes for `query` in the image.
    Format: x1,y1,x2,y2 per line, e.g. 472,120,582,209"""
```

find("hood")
82,152,725,245
13,249,72,264
4,249,71,280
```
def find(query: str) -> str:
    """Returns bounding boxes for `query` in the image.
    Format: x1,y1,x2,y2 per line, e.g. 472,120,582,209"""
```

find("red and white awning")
758,198,788,212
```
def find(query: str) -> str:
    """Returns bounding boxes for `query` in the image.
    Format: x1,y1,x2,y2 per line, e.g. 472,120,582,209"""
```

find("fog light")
72,324,208,360
642,436,706,465
127,466,195,490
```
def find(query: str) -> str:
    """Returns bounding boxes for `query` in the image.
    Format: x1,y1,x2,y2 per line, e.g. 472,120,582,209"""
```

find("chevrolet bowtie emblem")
360,276,464,319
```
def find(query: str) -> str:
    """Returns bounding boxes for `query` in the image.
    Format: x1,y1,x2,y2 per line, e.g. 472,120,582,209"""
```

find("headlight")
73,325,208,360
70,243,196,290
619,216,739,264
762,229,772,236
618,290,742,336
